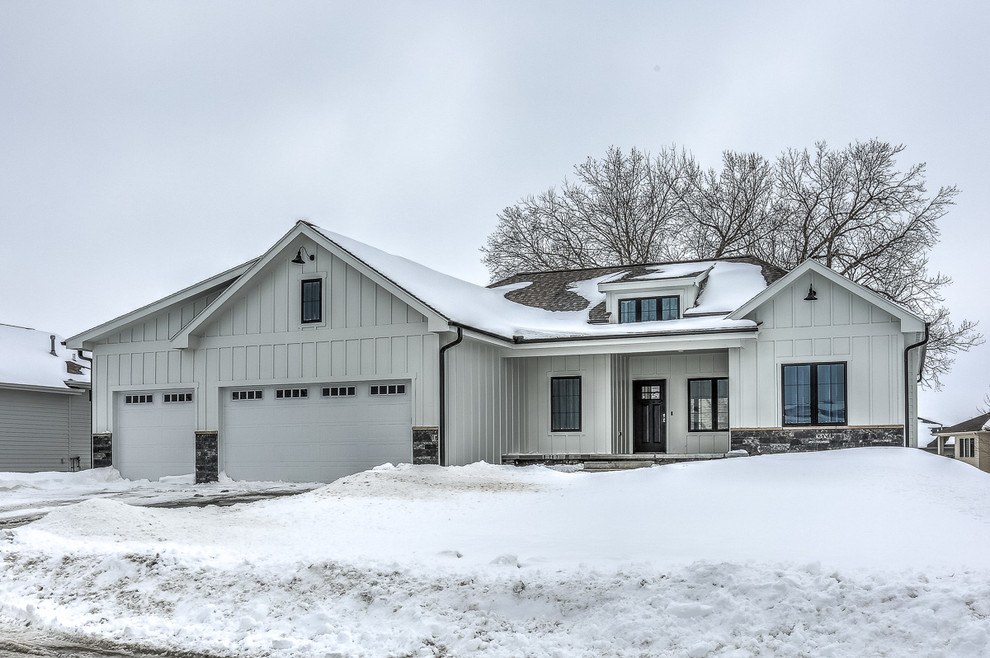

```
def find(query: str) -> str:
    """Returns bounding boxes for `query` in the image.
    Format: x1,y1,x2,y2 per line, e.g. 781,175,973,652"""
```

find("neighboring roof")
0,323,90,392
934,412,990,436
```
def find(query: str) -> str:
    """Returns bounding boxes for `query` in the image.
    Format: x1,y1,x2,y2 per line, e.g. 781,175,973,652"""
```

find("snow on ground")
2,449,990,656
0,468,315,528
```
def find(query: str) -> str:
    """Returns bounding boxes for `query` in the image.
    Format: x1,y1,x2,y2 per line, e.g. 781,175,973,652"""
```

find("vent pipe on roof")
49,335,57,356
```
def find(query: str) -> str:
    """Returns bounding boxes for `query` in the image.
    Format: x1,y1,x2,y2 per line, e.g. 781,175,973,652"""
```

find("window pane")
302,279,322,323
640,298,658,322
816,363,846,424
619,299,637,323
689,379,713,431
716,378,729,430
551,377,581,432
661,296,679,320
783,365,812,425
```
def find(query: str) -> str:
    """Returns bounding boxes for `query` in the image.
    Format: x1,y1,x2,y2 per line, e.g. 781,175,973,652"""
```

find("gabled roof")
66,260,256,350
934,412,990,436
727,259,926,332
0,323,90,393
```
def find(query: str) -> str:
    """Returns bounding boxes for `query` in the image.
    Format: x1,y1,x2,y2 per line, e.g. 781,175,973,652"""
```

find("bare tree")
482,141,981,387
482,146,691,281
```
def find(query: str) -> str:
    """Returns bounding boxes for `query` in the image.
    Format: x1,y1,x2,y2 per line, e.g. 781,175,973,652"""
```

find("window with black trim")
782,363,847,426
688,378,728,431
124,394,153,404
163,393,193,403
960,437,975,458
301,278,322,324
370,384,406,396
275,388,308,399
323,386,356,397
618,296,679,323
550,376,581,432
232,390,263,401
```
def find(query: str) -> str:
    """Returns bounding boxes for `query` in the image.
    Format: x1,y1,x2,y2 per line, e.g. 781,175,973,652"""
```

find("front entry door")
633,380,667,453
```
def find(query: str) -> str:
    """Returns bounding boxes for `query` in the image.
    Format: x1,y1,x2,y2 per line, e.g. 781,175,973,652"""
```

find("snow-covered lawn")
2,448,990,656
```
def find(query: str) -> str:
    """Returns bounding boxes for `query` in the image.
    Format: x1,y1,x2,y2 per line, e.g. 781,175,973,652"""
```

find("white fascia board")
598,272,706,294
727,259,925,332
502,331,755,357
66,260,256,351
170,222,450,348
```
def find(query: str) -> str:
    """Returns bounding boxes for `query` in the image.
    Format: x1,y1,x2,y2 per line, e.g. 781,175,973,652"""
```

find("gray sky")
2,1,987,424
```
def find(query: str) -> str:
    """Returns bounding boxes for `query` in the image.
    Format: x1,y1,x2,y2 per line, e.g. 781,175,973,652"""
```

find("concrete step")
580,460,656,471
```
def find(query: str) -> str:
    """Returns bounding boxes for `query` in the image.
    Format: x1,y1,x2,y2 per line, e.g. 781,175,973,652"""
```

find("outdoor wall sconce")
804,281,818,301
291,246,315,264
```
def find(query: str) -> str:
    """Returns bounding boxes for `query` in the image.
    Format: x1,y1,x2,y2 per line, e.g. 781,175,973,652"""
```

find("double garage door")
221,382,412,482
115,382,412,483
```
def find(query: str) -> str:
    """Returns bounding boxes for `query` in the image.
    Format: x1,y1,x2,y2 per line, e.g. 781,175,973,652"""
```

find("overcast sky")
1,1,987,424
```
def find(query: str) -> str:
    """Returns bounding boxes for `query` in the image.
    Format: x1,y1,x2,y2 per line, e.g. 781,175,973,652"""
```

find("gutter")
903,322,930,447
438,325,464,466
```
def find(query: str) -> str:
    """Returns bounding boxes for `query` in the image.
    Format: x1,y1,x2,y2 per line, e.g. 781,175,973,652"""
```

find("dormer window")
619,296,679,323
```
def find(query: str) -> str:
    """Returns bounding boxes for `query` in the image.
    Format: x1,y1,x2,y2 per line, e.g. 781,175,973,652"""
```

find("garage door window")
232,390,263,401
276,388,309,399
125,394,153,404
370,384,406,395
163,393,193,403
323,386,356,397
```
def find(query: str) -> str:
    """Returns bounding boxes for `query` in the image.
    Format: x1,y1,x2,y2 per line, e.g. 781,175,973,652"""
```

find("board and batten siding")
731,273,911,432
0,388,91,472
443,337,527,465
90,245,440,435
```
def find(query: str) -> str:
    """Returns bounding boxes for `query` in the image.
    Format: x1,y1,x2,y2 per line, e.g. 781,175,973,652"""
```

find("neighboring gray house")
66,221,929,483
0,323,92,472
932,412,990,472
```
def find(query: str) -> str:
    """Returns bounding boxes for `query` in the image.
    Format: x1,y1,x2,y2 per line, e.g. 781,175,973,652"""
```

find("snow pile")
2,449,990,656
314,225,760,340
0,323,89,390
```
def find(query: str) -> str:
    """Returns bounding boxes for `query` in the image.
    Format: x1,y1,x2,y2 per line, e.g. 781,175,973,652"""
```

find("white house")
0,323,92,472
66,221,928,483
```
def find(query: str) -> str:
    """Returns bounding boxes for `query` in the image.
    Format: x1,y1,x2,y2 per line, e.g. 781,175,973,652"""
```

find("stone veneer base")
195,431,219,484
413,427,439,465
731,426,904,455
92,433,112,469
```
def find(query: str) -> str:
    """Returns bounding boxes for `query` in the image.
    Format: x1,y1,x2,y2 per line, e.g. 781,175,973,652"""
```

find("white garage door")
115,391,196,481
221,381,412,482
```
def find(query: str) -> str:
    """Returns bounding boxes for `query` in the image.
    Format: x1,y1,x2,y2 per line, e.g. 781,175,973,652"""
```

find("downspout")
903,322,930,447
438,325,464,466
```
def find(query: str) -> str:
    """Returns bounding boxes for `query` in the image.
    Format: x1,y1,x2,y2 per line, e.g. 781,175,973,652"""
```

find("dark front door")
633,380,667,453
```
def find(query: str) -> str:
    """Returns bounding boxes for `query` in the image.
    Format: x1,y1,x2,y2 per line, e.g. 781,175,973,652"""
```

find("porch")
502,451,744,471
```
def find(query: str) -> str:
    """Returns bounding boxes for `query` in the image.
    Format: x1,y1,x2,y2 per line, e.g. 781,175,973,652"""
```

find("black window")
960,437,975,458
782,363,847,426
688,378,729,431
301,279,322,323
618,296,679,323
550,376,581,432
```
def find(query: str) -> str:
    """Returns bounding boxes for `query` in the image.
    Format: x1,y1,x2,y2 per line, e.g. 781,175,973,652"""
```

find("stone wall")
731,426,904,455
92,433,112,468
195,431,219,483
413,427,439,465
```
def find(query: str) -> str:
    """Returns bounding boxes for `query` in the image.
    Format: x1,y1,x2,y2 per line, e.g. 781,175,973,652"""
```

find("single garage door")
221,381,412,482
115,390,196,481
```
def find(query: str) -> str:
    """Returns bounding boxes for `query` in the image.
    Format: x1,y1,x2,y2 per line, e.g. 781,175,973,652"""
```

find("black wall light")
804,280,818,301
291,246,315,264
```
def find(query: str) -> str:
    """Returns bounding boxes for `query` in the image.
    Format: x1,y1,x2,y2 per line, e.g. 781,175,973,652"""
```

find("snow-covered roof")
311,225,775,341
0,323,91,392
